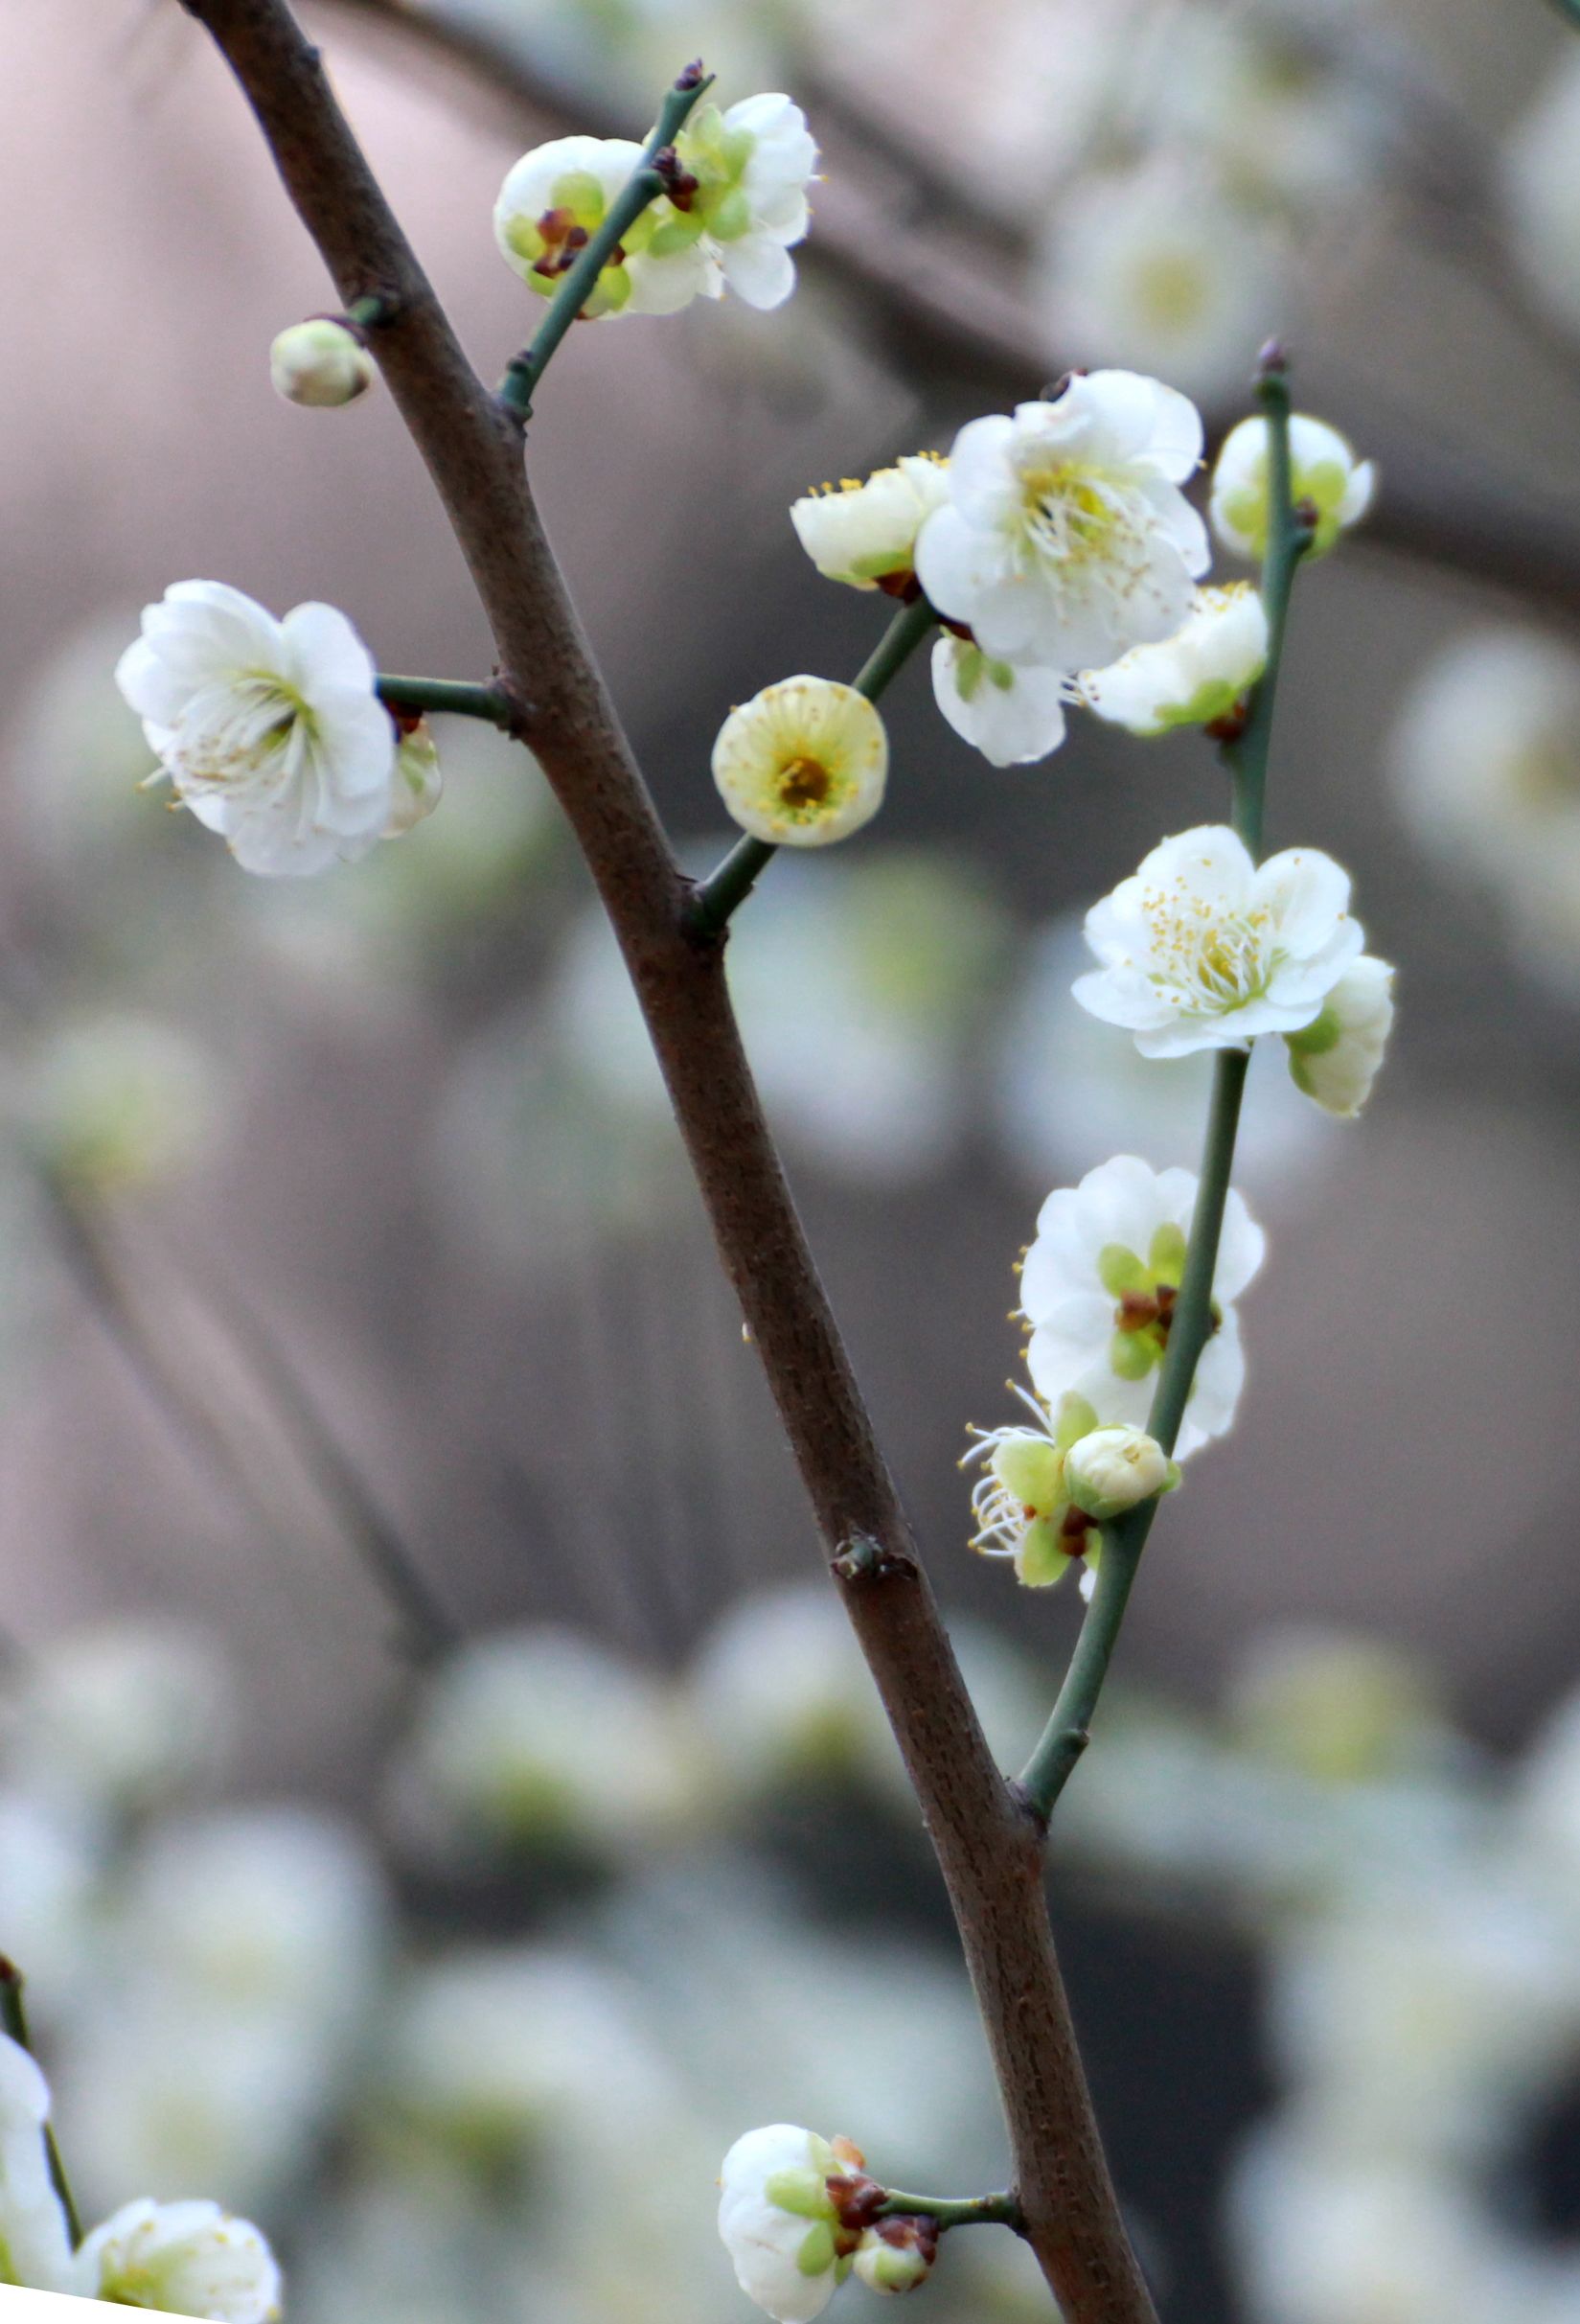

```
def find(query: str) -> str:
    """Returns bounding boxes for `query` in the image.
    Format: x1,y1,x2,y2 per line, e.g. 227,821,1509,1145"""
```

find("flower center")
173,673,312,794
777,754,833,811
529,205,593,282
1140,887,1275,1016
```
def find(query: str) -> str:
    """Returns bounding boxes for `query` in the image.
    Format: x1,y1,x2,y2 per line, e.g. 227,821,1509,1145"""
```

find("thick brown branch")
326,0,1580,624
172,3,1156,2315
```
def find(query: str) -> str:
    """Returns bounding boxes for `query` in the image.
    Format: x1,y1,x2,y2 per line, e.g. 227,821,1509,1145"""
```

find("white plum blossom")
74,2197,281,2323
116,583,397,876
929,635,1068,766
493,136,699,319
1,1622,231,1815
672,94,820,311
718,2125,862,2323
1033,168,1281,405
1019,1154,1267,1458
1210,413,1375,564
790,457,949,591
0,2032,73,2291
914,372,1208,671
493,99,818,320
1284,955,1395,1119
1074,825,1363,1058
712,678,887,845
268,319,374,408
1078,585,1269,737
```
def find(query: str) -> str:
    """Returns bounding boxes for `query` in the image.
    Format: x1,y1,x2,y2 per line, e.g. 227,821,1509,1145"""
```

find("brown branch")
325,0,1580,624
172,2,1155,2315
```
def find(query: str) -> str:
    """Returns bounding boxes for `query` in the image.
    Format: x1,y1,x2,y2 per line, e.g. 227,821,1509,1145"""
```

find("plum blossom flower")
964,1386,1104,1591
712,679,887,844
719,2125,866,2322
493,136,700,318
74,2197,281,2323
914,372,1209,671
1077,585,1269,737
1019,1155,1266,1458
1284,955,1394,1119
929,636,1068,766
790,457,949,592
1073,825,1363,1058
1065,1422,1174,1519
0,2031,73,2291
267,319,373,408
672,94,820,311
116,583,397,876
1210,413,1375,563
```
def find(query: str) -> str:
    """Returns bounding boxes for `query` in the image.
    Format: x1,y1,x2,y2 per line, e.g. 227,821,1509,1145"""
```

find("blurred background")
8,0,1580,2316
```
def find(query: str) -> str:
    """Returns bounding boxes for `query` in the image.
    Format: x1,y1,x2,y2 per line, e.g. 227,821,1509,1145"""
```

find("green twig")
879,2190,1024,2233
686,591,938,938
1019,353,1308,1824
0,1957,83,2247
498,65,713,419
376,674,514,725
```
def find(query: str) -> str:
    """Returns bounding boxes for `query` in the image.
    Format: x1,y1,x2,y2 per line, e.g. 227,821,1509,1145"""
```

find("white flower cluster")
719,2127,937,2321
0,2030,279,2320
754,373,1373,859
494,94,817,318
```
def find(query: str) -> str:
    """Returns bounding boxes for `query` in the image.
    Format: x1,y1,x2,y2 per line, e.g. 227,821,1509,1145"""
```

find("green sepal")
766,2169,834,2220
1016,1515,1072,1589
1285,1004,1341,1056
1109,1326,1156,1382
1098,1242,1148,1298
797,2223,837,2278
1053,1392,1100,1451
1148,1222,1188,1281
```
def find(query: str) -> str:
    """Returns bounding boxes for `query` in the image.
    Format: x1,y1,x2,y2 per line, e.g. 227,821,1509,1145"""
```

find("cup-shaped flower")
674,94,820,310
116,582,396,876
1074,825,1364,1058
1077,585,1269,737
74,2198,281,2323
1284,955,1394,1119
385,720,445,838
268,319,374,408
930,637,1068,767
1020,1154,1266,1458
914,372,1209,671
1210,413,1374,563
1064,1423,1174,1520
0,2032,73,2292
790,457,949,593
493,135,703,319
712,679,887,845
964,1387,1102,1588
853,2220,938,2295
719,2126,862,2323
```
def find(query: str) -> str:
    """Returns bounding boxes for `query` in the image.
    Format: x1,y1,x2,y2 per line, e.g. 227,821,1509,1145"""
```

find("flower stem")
0,1956,83,2247
879,2190,1025,2233
376,675,514,725
685,592,937,939
498,65,714,420
1019,356,1307,1826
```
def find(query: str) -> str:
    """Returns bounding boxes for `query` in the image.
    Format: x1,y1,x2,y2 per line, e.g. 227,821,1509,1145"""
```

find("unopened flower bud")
854,2219,937,2295
385,720,445,838
269,318,375,408
1064,1424,1173,1519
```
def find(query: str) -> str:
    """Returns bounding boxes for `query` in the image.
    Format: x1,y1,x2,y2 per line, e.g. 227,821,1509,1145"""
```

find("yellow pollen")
777,754,833,810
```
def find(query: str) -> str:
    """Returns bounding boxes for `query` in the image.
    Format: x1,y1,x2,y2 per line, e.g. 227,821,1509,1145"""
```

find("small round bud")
269,318,375,408
1064,1425,1172,1520
854,2220,937,2295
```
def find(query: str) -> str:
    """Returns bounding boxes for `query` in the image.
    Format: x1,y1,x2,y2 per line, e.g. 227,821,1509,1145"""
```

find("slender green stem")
345,292,395,333
879,2190,1024,2232
1019,359,1307,1825
498,67,713,419
376,674,514,725
0,1957,83,2246
685,592,938,939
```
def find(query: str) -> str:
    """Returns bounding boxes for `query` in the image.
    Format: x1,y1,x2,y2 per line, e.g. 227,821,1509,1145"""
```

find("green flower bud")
1064,1425,1172,1520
